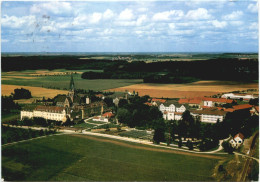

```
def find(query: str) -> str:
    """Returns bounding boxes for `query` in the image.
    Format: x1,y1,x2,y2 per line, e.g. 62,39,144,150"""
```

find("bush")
12,88,32,100
222,141,234,154
186,140,194,150
198,138,219,151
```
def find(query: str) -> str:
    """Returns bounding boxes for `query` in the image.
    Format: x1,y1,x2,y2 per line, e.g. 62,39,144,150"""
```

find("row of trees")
8,117,73,127
2,125,56,145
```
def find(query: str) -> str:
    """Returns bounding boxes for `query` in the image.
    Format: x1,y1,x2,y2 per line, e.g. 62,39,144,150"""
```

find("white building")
21,105,67,122
159,101,187,120
229,133,244,149
190,109,227,123
221,93,257,100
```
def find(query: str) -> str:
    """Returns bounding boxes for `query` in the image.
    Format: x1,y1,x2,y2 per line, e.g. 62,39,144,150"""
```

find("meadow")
2,69,142,92
2,134,220,181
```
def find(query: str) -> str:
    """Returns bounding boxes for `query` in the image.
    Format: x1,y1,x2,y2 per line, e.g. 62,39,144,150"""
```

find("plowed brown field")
2,84,68,98
106,81,258,98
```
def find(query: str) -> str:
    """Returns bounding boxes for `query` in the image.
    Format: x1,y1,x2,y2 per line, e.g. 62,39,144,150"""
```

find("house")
80,101,106,119
102,112,115,121
250,106,259,115
21,105,67,122
108,92,128,106
190,108,227,123
229,133,245,149
232,104,253,111
159,100,187,120
202,97,234,107
178,98,202,108
222,93,257,100
151,98,166,106
93,116,109,122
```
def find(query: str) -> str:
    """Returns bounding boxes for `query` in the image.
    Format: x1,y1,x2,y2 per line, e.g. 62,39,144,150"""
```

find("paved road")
3,124,227,155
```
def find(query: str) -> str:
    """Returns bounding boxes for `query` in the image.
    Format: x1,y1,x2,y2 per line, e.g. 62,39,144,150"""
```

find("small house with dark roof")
229,133,245,149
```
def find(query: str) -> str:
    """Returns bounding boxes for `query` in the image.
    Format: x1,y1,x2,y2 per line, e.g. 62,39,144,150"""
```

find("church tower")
68,73,75,102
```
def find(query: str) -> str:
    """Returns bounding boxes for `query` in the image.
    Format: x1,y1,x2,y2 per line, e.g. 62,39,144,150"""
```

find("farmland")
106,81,259,98
2,68,258,99
2,134,220,181
2,84,68,99
2,69,142,92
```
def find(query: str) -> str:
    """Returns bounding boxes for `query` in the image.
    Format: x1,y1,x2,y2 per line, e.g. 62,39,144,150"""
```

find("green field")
2,70,143,91
2,134,219,181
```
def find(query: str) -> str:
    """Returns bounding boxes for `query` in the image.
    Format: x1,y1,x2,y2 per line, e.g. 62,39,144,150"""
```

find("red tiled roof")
224,108,235,112
202,97,234,104
102,112,114,118
174,112,183,115
178,98,202,104
234,133,244,140
144,102,153,106
151,98,166,103
95,94,104,97
35,105,65,113
232,104,253,110
191,109,227,116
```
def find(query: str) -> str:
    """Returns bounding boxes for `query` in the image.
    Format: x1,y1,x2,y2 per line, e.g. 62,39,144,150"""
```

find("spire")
69,73,75,91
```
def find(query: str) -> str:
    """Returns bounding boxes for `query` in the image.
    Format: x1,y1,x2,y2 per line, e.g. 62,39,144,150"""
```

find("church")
20,74,107,122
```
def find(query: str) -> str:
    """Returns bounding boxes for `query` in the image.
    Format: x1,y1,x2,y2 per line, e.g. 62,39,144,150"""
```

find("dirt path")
71,134,225,160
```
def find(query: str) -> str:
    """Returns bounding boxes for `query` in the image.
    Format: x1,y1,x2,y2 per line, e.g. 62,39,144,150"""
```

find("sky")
1,0,259,53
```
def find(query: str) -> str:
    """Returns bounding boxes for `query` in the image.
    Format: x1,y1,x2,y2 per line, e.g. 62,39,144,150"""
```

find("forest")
2,55,258,83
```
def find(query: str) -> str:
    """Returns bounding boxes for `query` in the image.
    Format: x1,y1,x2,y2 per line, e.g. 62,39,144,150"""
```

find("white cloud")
186,8,212,20
138,8,148,12
2,39,9,43
2,15,36,29
211,20,227,28
168,29,194,36
249,22,258,30
248,3,258,13
136,15,147,26
169,23,175,29
30,2,72,15
89,12,102,24
152,10,184,21
103,9,114,20
229,21,243,26
40,26,57,33
118,9,134,20
222,11,243,20
99,29,113,36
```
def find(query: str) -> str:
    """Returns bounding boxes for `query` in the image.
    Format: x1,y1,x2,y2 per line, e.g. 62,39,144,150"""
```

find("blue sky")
1,0,258,52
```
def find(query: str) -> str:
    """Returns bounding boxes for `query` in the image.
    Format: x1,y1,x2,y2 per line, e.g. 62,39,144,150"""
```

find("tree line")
2,125,56,145
82,58,258,82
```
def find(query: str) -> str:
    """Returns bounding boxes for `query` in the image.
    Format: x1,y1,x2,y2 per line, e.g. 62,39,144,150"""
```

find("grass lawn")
119,130,151,139
2,134,219,181
2,113,20,123
74,123,96,129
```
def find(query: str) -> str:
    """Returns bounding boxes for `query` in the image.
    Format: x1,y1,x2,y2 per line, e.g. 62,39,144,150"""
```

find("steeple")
69,73,75,92
68,73,75,102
